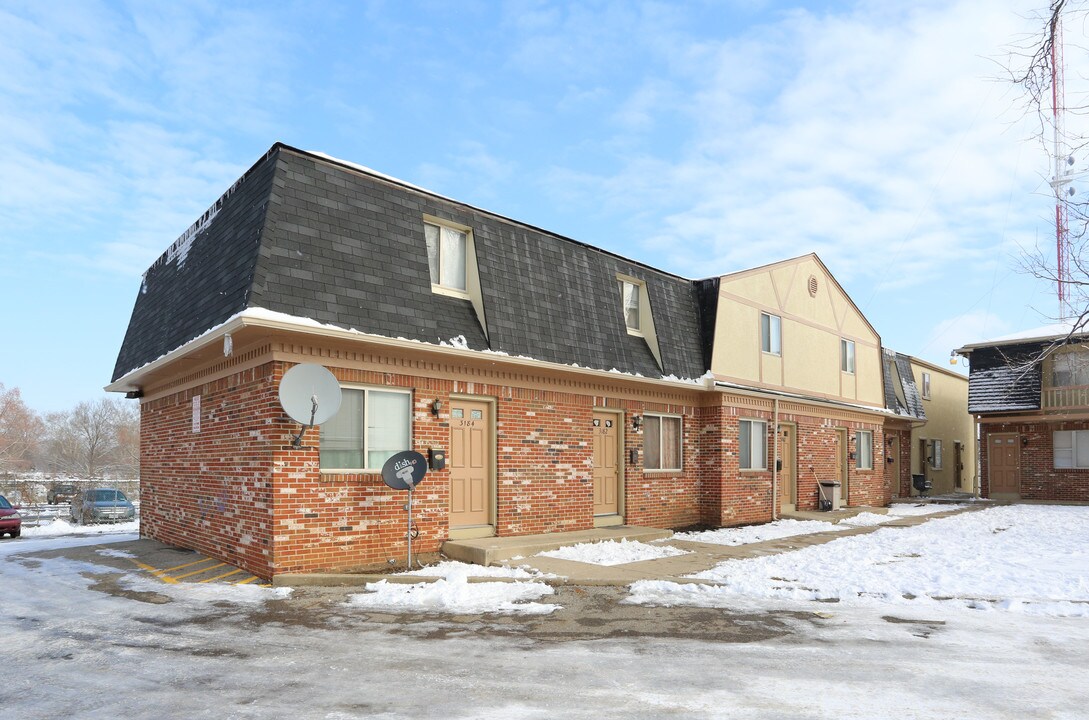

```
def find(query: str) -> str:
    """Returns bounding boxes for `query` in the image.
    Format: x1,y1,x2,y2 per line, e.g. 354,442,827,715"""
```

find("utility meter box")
428,448,446,471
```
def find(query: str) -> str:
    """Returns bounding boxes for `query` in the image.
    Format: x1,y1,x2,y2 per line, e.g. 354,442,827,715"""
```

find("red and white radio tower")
1050,8,1075,319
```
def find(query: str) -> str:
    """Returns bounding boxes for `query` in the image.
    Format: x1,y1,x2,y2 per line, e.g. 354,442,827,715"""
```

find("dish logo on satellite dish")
382,451,428,491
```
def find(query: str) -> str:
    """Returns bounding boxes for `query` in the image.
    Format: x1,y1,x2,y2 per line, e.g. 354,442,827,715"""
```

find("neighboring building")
908,358,974,495
957,323,1089,502
108,143,902,580
882,349,925,498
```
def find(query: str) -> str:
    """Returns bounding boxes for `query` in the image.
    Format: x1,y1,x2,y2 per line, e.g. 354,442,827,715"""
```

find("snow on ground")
21,517,139,537
537,538,689,566
402,559,554,579
886,502,967,517
631,505,1089,617
346,577,559,615
836,511,892,527
674,518,848,546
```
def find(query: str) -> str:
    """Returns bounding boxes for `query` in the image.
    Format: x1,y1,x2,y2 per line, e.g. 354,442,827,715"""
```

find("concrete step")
442,525,672,566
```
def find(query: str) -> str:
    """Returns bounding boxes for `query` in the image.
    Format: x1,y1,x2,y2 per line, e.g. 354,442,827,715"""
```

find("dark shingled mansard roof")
113,144,711,382
882,349,925,419
966,343,1042,414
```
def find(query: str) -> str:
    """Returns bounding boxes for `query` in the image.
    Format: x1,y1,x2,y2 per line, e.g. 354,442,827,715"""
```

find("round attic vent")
808,275,819,297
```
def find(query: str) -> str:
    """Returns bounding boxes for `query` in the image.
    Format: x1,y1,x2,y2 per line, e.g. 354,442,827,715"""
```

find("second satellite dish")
279,364,343,446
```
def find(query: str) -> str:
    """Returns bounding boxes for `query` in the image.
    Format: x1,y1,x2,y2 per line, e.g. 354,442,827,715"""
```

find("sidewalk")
511,504,977,586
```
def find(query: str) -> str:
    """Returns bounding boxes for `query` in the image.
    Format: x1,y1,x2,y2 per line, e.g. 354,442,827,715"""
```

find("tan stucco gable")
710,254,884,408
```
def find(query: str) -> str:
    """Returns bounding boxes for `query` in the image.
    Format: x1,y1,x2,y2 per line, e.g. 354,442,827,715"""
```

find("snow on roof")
957,320,1089,352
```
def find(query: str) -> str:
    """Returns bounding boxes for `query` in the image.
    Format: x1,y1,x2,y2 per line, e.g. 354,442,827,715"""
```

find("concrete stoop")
441,525,672,567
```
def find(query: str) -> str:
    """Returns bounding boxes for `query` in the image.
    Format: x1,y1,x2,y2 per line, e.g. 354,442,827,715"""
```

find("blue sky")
0,0,1075,411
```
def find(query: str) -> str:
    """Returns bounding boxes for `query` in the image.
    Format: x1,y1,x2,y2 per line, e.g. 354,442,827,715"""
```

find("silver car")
71,488,136,524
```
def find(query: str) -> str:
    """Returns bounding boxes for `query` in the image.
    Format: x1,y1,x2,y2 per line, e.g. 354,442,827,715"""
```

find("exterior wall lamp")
431,399,442,417
632,415,643,430
1021,436,1029,447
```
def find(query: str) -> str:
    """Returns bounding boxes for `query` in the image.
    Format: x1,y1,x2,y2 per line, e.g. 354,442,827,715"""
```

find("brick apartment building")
109,143,927,580
957,325,1089,503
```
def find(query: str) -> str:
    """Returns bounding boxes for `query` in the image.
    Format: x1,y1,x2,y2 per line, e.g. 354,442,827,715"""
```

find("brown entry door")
780,425,796,512
449,399,492,528
592,411,619,516
990,433,1020,496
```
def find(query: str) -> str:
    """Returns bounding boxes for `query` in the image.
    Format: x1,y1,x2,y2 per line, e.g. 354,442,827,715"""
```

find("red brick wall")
140,365,283,579
980,421,1089,502
142,358,895,578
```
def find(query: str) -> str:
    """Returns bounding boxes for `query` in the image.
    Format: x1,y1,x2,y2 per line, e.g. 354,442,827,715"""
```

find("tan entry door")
780,424,796,512
449,399,492,528
887,435,900,495
836,428,849,502
990,433,1020,496
592,411,620,516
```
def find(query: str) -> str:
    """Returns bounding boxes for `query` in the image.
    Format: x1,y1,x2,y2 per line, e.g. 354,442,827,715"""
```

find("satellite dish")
279,364,342,446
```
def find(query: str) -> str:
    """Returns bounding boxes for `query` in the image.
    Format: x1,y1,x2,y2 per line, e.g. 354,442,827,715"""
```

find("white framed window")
644,413,682,470
921,372,931,400
841,339,856,373
739,419,767,470
619,279,642,333
760,313,781,355
1054,430,1089,468
424,220,468,294
1053,350,1089,387
856,430,873,469
319,386,412,471
929,439,943,470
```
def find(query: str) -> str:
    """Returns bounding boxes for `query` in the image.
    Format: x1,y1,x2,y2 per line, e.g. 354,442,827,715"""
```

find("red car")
0,495,21,538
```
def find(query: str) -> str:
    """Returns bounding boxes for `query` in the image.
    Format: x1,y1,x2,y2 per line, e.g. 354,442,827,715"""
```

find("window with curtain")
1054,430,1089,468
739,419,767,470
1053,351,1089,387
320,387,412,471
424,221,467,292
841,339,856,373
929,439,943,470
760,313,781,355
644,414,681,470
856,430,873,469
620,280,641,332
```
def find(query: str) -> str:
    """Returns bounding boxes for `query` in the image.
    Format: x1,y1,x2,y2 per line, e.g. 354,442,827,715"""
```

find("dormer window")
424,221,467,294
1054,349,1089,387
620,280,642,333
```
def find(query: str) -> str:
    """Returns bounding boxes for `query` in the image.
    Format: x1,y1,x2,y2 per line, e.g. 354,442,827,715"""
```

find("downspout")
773,397,780,520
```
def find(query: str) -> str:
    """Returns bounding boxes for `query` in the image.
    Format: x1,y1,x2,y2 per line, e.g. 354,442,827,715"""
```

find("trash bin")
818,481,842,512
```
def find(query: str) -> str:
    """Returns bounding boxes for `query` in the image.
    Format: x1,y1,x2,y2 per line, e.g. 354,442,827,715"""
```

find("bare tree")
46,398,131,478
1006,1,1089,334
0,383,43,473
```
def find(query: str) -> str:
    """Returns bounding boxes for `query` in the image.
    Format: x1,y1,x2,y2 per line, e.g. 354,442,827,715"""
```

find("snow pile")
346,577,558,615
96,548,137,559
887,503,966,517
21,518,139,538
402,560,554,580
838,512,892,527
675,519,847,546
630,505,1089,616
537,539,689,566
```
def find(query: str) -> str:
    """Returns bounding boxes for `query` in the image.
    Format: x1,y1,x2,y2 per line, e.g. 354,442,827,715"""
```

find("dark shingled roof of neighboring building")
966,343,1042,414
113,144,712,382
882,349,925,419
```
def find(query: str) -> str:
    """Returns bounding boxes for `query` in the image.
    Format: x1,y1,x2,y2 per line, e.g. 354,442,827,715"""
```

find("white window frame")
1054,430,1089,469
619,278,644,335
856,430,873,470
760,313,781,356
424,219,470,298
643,413,683,471
739,418,767,471
841,339,856,374
319,385,413,472
921,372,931,400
